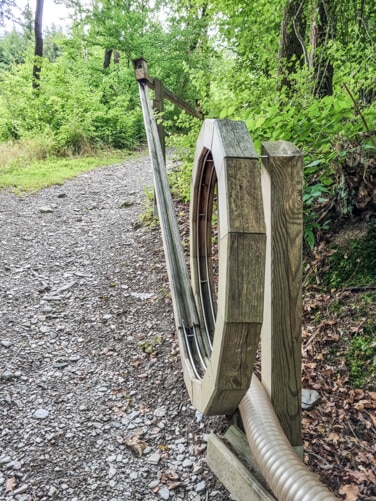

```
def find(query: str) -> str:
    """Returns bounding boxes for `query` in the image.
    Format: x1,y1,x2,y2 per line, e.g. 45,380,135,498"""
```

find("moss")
324,224,376,288
347,323,376,388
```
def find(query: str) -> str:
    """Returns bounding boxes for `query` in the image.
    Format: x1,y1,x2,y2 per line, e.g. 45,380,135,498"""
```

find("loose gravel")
0,155,230,501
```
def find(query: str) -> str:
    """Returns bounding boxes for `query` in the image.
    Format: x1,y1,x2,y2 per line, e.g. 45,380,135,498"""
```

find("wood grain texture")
152,78,165,161
190,119,266,415
260,141,303,447
224,425,275,496
207,433,275,501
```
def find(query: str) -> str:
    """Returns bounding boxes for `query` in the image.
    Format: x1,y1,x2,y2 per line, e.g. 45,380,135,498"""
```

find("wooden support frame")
133,58,203,120
188,119,266,415
133,58,203,161
207,428,275,501
260,141,303,448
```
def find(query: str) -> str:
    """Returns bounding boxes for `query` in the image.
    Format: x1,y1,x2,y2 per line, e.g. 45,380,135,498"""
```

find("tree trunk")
309,0,335,97
113,50,120,64
277,0,307,91
32,0,44,90
103,49,113,68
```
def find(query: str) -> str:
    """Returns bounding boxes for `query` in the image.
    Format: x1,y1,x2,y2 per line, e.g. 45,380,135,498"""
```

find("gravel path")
0,155,229,501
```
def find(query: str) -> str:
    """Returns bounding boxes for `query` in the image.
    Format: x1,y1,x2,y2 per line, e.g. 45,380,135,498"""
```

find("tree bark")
277,0,307,91
32,0,44,90
103,49,113,68
309,0,335,97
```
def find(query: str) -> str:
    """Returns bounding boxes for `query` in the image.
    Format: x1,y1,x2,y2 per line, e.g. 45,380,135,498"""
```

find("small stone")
195,482,206,493
148,480,160,489
108,466,117,479
159,486,170,500
39,206,54,213
14,484,28,495
119,200,134,208
1,340,11,348
129,472,137,480
53,362,69,369
34,408,49,419
1,371,14,381
177,443,186,454
147,453,161,465
182,459,193,468
69,355,80,362
57,193,67,198
0,456,11,466
154,407,166,418
302,389,321,410
48,486,57,496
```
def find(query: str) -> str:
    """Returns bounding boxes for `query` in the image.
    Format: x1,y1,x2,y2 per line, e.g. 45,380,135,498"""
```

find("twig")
343,82,372,135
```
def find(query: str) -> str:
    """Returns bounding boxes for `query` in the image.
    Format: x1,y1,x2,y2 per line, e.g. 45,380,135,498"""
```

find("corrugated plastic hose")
239,375,337,501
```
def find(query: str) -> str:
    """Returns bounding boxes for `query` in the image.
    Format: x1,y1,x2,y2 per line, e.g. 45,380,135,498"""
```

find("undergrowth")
324,224,376,288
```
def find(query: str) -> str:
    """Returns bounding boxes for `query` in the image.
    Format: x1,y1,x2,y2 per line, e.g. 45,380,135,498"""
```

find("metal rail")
136,81,208,379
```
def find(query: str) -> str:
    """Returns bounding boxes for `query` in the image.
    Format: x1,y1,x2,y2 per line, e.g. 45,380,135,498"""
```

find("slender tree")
32,0,44,89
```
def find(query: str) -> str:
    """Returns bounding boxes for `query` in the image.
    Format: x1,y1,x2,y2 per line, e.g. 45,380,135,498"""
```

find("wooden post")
260,141,303,450
133,57,149,82
153,78,165,162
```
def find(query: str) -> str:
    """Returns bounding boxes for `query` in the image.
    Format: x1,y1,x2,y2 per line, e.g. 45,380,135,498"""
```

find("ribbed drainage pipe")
239,375,337,501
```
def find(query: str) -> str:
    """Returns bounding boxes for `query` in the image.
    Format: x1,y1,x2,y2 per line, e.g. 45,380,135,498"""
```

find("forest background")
0,0,375,232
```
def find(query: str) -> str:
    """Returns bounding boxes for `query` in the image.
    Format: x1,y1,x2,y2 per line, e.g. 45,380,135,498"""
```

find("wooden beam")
132,57,203,120
153,78,165,161
207,432,275,501
260,141,303,448
190,120,266,415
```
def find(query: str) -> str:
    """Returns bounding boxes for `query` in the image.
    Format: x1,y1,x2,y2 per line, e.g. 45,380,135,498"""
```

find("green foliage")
167,113,202,202
325,225,376,288
347,323,376,388
0,37,145,153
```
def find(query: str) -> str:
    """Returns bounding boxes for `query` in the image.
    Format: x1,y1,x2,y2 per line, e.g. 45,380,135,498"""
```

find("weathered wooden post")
260,141,304,452
133,58,166,160
133,57,149,82
153,78,165,161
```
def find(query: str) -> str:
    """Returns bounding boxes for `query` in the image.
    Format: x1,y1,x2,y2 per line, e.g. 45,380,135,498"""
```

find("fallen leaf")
5,477,17,492
369,391,376,401
168,481,183,490
113,406,126,417
339,484,359,501
124,429,148,457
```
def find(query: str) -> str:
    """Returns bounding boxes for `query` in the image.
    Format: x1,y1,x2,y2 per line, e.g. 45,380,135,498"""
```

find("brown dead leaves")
124,429,148,457
5,477,17,492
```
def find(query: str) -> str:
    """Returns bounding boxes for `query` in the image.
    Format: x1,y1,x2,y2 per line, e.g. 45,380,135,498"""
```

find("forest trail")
0,155,229,501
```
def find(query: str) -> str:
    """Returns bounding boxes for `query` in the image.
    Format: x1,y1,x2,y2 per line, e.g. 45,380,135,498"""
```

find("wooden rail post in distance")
260,141,303,450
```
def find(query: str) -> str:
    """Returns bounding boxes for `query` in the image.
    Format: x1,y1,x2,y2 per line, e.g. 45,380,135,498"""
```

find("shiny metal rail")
136,81,208,379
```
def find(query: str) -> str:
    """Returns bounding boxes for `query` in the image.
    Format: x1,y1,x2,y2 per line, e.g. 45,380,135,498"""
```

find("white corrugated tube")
239,375,338,501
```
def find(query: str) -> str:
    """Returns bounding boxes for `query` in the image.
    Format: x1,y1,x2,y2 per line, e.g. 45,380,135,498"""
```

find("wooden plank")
217,157,265,237
260,141,303,448
161,85,204,120
219,233,265,323
224,425,274,496
189,119,266,415
207,433,275,501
